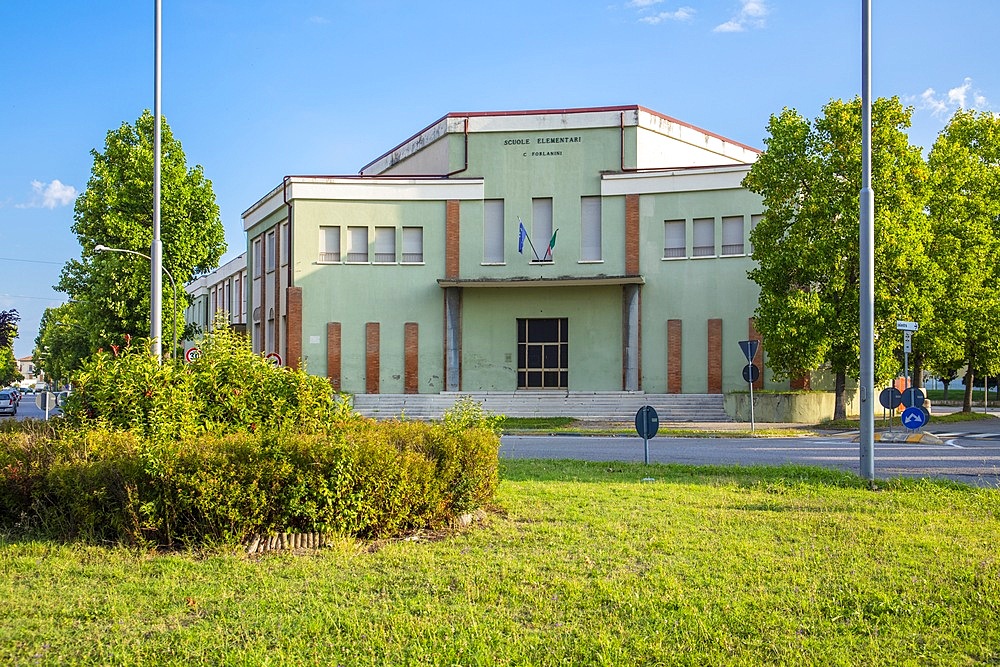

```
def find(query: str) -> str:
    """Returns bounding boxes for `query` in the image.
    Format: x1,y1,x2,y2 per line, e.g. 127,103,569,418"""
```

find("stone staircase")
350,391,731,422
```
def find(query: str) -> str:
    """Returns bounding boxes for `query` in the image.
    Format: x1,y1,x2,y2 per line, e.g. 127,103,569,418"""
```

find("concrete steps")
350,392,731,422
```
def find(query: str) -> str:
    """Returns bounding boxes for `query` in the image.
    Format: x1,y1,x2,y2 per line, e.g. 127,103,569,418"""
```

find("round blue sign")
901,406,927,430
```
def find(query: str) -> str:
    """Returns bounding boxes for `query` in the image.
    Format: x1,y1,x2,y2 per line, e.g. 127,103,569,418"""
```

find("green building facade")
240,105,785,397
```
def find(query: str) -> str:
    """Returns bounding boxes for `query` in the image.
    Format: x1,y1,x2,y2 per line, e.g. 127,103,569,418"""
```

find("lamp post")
94,244,177,359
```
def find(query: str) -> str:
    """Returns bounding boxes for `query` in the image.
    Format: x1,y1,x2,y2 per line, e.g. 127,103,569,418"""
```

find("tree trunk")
834,371,847,421
942,379,950,400
963,367,975,413
912,355,924,392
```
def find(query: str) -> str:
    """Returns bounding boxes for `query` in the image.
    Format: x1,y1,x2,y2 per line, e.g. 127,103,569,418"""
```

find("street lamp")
94,244,177,360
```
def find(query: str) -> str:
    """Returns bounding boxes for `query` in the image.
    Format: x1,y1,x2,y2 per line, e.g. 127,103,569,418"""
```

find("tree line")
745,97,1000,418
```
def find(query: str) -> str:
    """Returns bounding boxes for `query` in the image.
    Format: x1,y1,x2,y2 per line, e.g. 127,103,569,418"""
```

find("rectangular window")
402,227,423,263
532,197,553,262
252,238,262,277
749,214,763,255
692,217,714,257
234,274,242,322
517,318,568,389
374,226,396,263
319,226,341,262
580,196,602,262
721,216,745,255
663,219,686,259
347,226,368,262
280,222,290,265
266,230,276,272
483,199,505,264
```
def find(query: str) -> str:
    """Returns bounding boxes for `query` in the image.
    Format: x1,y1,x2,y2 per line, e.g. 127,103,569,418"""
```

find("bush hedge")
0,326,501,547
0,418,500,547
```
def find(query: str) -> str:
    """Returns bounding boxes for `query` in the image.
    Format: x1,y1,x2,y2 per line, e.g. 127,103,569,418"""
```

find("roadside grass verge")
501,417,816,438
819,410,997,431
1,460,997,665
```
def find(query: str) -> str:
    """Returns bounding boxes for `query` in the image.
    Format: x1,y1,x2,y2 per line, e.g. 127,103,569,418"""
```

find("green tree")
926,109,1000,412
56,110,225,357
33,303,94,386
0,348,21,387
0,309,18,351
743,97,935,420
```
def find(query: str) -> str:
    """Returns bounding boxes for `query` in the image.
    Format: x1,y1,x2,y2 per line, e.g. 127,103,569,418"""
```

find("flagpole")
518,217,542,261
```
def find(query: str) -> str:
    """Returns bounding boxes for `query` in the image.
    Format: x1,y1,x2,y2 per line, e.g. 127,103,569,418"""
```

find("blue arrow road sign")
901,406,927,430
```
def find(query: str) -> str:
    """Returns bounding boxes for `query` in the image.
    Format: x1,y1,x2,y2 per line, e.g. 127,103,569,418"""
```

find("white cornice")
601,165,752,196
242,177,485,231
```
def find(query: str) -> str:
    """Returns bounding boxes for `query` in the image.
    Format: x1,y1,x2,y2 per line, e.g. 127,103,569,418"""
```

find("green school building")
235,105,793,412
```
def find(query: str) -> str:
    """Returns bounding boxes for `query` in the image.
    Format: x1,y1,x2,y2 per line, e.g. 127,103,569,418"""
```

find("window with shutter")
374,227,396,263
347,227,368,262
484,200,504,264
721,216,744,255
402,227,423,263
692,218,714,257
663,220,685,258
580,196,602,262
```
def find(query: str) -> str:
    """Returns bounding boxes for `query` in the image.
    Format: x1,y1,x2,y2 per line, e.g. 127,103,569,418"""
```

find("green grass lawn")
1,460,998,665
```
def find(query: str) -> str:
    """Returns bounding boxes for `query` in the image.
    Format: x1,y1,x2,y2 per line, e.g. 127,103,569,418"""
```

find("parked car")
0,389,16,416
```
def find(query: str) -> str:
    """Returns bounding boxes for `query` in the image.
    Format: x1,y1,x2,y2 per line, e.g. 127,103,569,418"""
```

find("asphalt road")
501,423,1000,488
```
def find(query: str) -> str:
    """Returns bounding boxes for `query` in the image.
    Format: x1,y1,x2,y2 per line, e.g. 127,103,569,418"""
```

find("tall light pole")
859,0,876,483
151,0,164,362
94,245,178,359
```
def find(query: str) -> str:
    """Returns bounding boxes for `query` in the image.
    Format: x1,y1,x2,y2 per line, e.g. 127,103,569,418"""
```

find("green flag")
544,229,558,260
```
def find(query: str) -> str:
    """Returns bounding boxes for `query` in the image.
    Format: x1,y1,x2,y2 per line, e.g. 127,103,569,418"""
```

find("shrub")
63,323,352,439
0,419,500,548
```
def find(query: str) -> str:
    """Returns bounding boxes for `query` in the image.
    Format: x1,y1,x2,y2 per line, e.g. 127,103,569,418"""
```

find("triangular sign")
738,339,760,363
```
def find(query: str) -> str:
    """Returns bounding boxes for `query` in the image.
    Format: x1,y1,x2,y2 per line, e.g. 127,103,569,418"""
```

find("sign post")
635,405,659,465
738,340,761,432
896,321,918,395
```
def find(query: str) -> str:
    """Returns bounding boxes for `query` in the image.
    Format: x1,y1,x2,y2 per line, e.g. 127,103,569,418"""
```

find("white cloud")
627,0,663,7
639,7,696,24
916,77,991,119
713,0,769,33
14,179,78,210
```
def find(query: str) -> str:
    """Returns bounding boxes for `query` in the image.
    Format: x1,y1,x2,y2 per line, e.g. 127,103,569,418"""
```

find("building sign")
504,135,583,158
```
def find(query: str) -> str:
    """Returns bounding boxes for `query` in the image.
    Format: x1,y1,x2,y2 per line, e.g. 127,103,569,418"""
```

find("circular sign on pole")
742,363,760,384
878,387,903,410
635,405,659,440
901,387,925,409
184,346,202,363
901,406,927,430
265,352,282,367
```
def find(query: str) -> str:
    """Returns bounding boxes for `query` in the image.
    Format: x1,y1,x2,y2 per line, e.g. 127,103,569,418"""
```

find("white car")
0,389,17,416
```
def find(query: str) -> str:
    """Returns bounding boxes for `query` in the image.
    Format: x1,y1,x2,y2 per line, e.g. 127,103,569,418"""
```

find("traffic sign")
896,320,918,331
738,339,760,363
265,352,282,367
901,406,927,429
903,330,912,353
635,405,659,439
185,346,202,363
878,387,902,410
35,391,56,411
635,405,659,465
742,363,760,384
901,387,925,409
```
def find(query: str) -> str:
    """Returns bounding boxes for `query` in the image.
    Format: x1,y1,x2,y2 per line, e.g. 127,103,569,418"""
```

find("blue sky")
1,1,996,359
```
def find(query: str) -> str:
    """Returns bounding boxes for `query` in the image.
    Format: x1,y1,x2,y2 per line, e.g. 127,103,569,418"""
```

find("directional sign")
738,339,760,363
901,387,925,409
896,320,918,332
901,406,927,430
878,387,903,410
742,363,760,384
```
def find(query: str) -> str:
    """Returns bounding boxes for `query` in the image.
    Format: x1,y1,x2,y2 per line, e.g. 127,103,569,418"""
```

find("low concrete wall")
724,391,861,423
